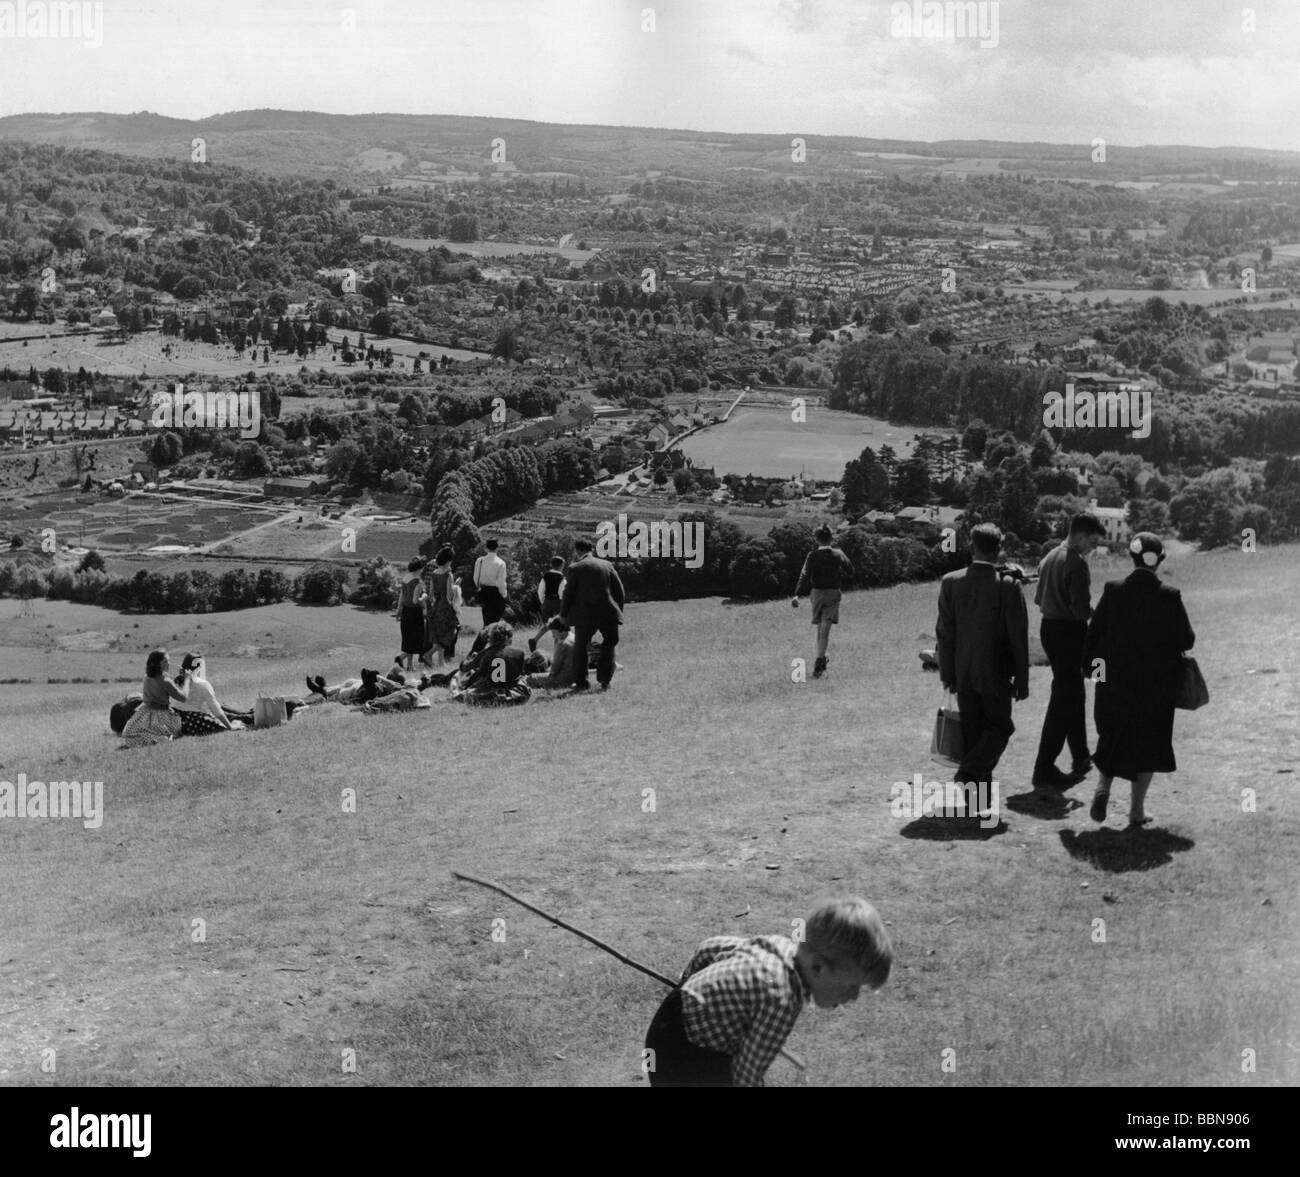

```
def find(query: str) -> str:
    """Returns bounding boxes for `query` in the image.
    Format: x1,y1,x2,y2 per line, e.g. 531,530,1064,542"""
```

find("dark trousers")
1034,619,1089,773
645,988,732,1087
572,620,619,687
478,586,506,625
955,688,1015,785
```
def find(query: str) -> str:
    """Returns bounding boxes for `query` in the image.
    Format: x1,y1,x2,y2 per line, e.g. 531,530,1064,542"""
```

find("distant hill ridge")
1,109,1297,182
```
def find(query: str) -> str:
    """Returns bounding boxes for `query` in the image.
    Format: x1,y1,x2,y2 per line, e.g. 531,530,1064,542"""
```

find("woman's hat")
1129,532,1164,567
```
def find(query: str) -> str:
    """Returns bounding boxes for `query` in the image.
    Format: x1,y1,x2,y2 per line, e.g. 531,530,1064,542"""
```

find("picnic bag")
253,694,288,729
930,692,964,769
1175,655,1209,711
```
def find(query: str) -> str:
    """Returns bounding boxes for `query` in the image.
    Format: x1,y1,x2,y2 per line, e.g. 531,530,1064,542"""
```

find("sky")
0,0,1295,151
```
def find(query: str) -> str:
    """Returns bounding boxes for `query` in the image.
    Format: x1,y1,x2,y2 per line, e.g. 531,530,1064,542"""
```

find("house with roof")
480,407,523,434
0,380,40,401
1087,500,1130,546
265,475,326,500
647,423,670,448
93,307,119,329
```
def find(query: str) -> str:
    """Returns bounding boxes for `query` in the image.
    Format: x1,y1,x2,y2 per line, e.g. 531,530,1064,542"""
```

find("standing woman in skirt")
121,649,195,747
396,557,428,671
423,545,461,669
1082,532,1195,828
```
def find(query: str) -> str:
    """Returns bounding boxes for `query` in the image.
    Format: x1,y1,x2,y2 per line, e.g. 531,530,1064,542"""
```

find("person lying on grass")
645,896,892,1088
303,667,438,705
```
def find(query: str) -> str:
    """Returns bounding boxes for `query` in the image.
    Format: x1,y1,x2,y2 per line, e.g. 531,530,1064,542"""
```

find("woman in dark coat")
1082,533,1195,827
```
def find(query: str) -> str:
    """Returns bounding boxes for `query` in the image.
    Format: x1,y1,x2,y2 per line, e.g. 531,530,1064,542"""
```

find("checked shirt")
679,934,809,1087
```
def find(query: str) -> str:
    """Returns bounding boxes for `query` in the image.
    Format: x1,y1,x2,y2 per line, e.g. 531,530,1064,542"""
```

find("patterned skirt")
177,709,230,736
121,705,182,747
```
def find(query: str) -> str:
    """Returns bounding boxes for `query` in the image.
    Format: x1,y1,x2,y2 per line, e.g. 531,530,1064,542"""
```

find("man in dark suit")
936,524,1030,795
559,537,626,691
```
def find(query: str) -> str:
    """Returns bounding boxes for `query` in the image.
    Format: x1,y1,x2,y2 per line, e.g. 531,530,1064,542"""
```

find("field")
0,327,487,382
363,234,595,266
217,513,429,565
2,490,283,553
1009,285,1294,307
0,544,1295,1086
678,406,944,480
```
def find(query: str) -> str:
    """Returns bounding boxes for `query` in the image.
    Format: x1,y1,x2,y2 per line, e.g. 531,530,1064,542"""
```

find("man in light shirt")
1031,511,1106,788
474,538,509,626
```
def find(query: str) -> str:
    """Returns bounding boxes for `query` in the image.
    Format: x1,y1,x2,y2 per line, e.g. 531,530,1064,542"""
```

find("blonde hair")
805,897,892,988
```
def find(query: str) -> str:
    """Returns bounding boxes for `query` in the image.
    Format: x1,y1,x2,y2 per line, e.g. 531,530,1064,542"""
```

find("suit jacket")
936,561,1030,697
1082,569,1194,708
560,554,625,629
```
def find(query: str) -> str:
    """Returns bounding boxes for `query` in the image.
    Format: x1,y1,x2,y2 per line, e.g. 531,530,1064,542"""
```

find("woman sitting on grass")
171,652,240,729
119,649,228,748
522,620,620,690
447,621,531,706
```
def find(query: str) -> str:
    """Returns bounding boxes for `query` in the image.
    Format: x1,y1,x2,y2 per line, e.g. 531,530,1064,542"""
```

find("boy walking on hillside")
792,525,854,678
644,897,892,1087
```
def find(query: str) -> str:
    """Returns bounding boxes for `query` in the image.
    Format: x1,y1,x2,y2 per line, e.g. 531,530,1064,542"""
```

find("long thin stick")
451,869,807,1071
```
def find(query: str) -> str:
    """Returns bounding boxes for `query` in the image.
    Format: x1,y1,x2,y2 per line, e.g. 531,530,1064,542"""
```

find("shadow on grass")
1005,788,1085,821
1058,826,1195,873
899,816,1009,841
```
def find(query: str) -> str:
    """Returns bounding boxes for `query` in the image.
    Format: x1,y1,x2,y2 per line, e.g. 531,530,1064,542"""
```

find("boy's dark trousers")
1033,618,1089,775
645,989,733,1087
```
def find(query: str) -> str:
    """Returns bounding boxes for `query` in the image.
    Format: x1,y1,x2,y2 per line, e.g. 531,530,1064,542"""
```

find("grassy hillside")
0,545,1296,1086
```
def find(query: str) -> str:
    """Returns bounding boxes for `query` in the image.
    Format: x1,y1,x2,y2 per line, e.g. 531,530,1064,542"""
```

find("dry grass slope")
0,546,1296,1086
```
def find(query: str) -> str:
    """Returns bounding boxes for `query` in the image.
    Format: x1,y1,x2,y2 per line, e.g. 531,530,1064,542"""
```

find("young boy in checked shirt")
644,897,892,1087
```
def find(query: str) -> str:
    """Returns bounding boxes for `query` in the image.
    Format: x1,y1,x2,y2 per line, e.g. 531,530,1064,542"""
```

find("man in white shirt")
474,538,509,626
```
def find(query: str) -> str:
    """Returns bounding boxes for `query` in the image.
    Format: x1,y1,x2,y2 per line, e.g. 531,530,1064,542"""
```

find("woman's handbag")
1175,655,1209,711
930,692,965,769
254,695,289,729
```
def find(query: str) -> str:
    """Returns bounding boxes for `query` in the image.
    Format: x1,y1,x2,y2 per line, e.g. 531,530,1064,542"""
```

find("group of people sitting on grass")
110,622,616,747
